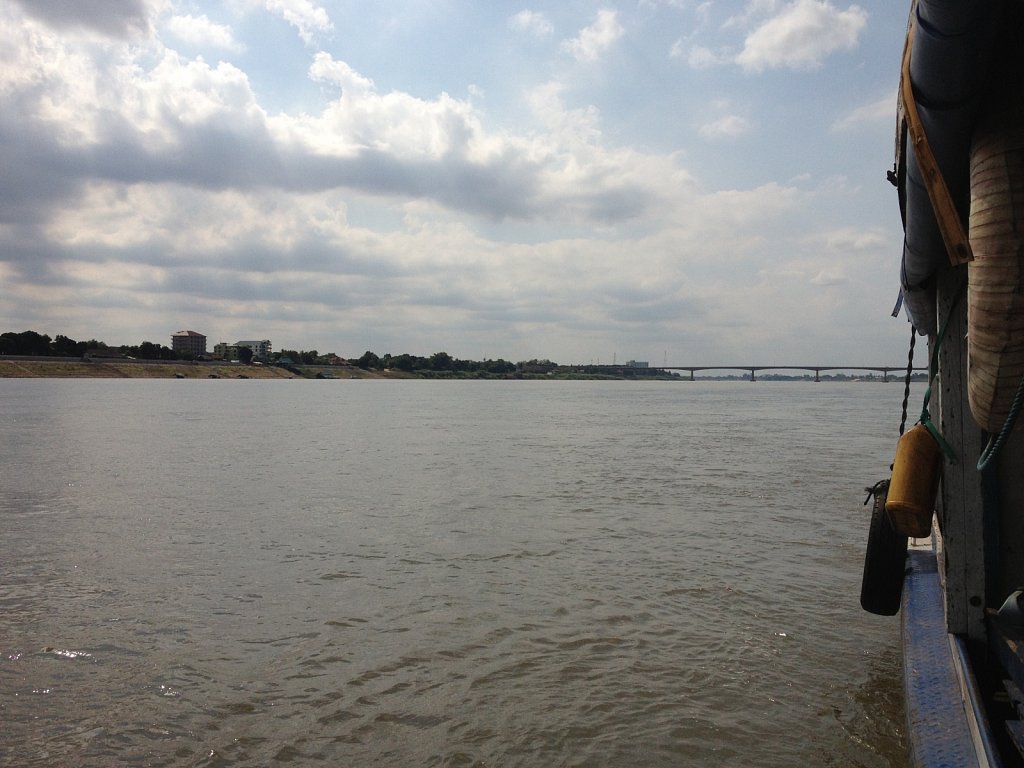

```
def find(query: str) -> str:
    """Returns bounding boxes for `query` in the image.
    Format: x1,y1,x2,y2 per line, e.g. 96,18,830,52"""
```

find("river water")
1,379,908,767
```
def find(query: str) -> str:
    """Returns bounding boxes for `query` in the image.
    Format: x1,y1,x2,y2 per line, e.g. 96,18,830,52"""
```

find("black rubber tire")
860,484,909,616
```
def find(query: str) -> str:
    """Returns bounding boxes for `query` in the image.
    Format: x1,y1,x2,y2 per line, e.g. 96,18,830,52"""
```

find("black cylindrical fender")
861,481,909,616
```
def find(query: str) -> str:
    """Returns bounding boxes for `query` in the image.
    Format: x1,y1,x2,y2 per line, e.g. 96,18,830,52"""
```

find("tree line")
0,330,561,374
0,330,183,360
353,350,531,374
0,330,343,363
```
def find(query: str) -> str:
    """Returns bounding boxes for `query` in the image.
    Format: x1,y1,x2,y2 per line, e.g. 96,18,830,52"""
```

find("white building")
236,339,272,360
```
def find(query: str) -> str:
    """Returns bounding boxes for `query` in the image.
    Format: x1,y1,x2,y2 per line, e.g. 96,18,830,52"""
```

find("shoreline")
0,359,912,382
0,359,330,379
0,359,649,380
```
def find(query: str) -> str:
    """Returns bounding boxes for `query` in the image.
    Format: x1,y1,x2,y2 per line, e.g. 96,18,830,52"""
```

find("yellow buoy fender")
885,424,942,538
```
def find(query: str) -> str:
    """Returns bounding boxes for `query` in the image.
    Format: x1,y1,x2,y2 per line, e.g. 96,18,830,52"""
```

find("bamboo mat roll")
968,50,1024,432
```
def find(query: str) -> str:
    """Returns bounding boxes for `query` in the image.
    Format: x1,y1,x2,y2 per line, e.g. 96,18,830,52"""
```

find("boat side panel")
936,270,988,639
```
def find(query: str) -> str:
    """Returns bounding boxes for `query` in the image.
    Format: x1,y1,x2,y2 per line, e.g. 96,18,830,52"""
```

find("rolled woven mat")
968,36,1024,432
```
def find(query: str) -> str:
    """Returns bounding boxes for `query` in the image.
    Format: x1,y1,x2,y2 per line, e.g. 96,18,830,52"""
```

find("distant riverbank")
0,359,610,380
0,358,913,382
0,359,663,380
0,359,350,379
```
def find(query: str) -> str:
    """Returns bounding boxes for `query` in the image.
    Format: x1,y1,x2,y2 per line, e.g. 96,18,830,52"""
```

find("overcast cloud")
0,0,910,366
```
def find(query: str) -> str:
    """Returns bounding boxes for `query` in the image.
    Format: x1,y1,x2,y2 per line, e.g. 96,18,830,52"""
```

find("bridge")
583,365,926,382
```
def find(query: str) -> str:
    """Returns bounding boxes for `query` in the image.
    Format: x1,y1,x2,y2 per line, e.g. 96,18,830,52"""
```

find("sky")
0,0,914,365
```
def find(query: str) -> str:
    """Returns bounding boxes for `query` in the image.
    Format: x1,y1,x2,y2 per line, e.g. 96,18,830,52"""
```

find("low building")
171,330,206,357
214,342,238,360
237,339,272,361
212,339,273,361
83,348,123,359
626,360,649,368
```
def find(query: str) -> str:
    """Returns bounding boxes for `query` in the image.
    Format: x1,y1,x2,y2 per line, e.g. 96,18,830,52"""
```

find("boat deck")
903,546,1003,767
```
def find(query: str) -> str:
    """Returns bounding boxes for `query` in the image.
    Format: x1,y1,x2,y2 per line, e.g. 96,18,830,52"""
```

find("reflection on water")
0,380,906,767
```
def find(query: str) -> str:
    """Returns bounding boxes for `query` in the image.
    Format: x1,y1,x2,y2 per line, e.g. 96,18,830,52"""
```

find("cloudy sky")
0,0,913,365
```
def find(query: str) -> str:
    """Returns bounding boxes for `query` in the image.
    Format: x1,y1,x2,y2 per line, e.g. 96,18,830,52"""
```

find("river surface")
1,379,908,767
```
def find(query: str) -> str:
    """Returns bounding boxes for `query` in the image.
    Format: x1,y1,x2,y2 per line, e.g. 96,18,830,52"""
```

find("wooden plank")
935,267,987,639
901,19,974,266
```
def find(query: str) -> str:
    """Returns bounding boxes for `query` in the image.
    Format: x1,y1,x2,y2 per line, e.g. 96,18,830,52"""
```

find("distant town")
0,329,923,381
0,328,554,376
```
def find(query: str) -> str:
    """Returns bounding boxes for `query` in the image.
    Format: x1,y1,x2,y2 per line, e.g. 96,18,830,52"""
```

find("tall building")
171,330,206,357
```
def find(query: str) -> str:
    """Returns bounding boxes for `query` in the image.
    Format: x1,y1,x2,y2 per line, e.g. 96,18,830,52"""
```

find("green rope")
977,372,1024,471
915,290,961,464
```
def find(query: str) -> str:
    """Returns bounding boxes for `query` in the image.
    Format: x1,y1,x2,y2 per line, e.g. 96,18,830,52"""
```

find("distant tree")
300,350,319,364
51,335,83,356
484,358,515,374
137,341,162,359
356,350,380,369
429,351,454,371
518,358,558,374
1,330,52,356
391,354,416,372
238,346,254,364
131,341,177,360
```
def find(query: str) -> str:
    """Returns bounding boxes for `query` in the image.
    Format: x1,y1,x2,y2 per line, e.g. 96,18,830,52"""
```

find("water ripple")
0,381,908,767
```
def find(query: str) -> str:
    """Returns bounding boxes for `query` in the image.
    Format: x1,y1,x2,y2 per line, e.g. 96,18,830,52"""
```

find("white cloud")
811,226,887,252
508,10,553,38
809,270,848,286
525,81,602,142
0,7,686,231
831,93,893,131
562,9,624,62
700,114,752,139
736,0,867,72
47,184,351,258
297,53,491,163
639,0,691,8
693,182,802,231
165,14,244,52
264,0,333,44
723,0,781,31
682,44,724,69
309,53,376,98
128,52,266,140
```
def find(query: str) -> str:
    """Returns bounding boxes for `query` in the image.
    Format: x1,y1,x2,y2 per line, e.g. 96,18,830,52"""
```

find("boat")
860,1,1024,765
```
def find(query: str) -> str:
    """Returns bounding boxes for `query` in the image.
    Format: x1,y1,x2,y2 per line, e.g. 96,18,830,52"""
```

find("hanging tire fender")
861,480,910,616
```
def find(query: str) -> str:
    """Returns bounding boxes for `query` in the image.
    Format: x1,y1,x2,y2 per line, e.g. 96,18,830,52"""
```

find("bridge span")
652,365,925,382
655,364,929,380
